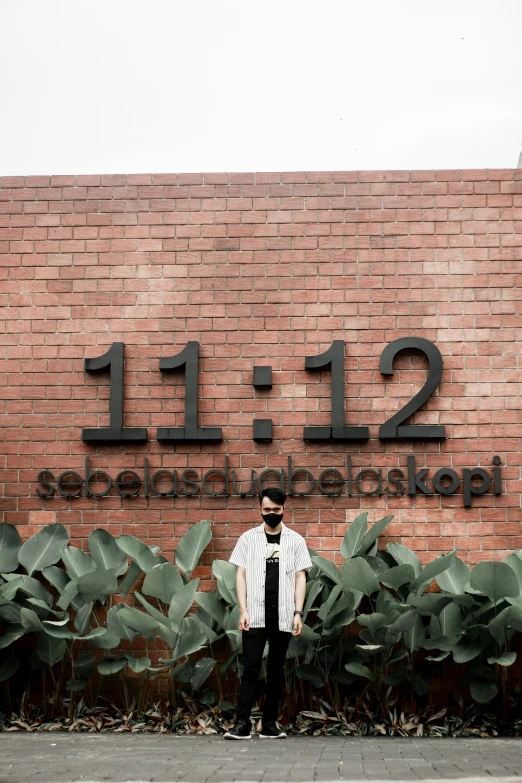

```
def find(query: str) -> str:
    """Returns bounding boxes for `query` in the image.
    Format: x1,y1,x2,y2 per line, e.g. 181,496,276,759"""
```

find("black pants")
236,606,292,724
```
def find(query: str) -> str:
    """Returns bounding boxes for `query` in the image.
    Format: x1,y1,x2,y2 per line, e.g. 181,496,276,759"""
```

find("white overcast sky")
1,0,521,175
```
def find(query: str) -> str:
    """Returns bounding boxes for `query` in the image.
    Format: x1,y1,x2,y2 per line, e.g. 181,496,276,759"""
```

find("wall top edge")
1,169,522,189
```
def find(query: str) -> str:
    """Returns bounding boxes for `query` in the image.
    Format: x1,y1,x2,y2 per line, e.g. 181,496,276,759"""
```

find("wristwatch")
294,610,303,616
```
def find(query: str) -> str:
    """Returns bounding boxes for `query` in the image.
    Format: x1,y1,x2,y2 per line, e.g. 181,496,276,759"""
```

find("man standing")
224,487,312,740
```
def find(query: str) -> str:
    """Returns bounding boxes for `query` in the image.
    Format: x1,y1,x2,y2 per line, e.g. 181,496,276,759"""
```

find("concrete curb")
71,780,522,783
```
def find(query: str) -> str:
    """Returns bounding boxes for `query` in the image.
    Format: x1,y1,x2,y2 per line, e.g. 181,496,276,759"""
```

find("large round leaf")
61,547,97,579
88,529,127,574
194,591,227,627
362,555,390,577
26,598,64,619
66,678,89,692
156,621,178,649
18,524,69,576
42,565,69,593
116,535,156,573
125,654,151,674
175,520,212,579
385,608,417,638
503,554,522,604
381,564,415,590
192,614,218,644
297,623,320,644
340,513,367,559
1,574,53,606
358,515,393,556
172,659,195,683
404,615,426,652
435,557,470,594
317,584,342,621
0,599,21,624
470,679,497,704
173,630,207,659
356,644,384,656
409,551,456,594
225,629,242,651
424,635,455,652
107,605,138,643
77,568,119,603
119,561,142,598
74,651,96,677
41,619,75,639
470,561,519,602
488,652,516,666
43,567,87,612
488,605,522,644
358,612,387,634
341,558,380,596
0,577,24,601
0,523,22,572
134,591,169,624
303,580,323,619
191,657,215,690
311,555,341,585
345,661,373,679
212,560,237,605
74,602,94,634
168,579,199,630
386,542,422,576
97,657,127,676
84,628,120,649
0,624,25,649
143,562,183,604
426,651,450,662
57,580,82,611
324,593,355,630
20,608,43,632
117,605,159,641
411,593,451,616
438,602,463,641
36,633,66,665
453,642,484,663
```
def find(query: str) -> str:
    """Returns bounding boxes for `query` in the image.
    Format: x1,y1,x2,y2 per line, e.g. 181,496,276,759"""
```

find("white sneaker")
259,722,287,739
223,721,252,740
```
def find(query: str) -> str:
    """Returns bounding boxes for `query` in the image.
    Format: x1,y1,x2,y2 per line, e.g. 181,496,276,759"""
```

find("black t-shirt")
265,531,281,606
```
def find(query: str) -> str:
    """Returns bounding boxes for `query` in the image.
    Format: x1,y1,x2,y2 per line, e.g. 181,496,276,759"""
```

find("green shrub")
2,514,522,724
0,520,213,713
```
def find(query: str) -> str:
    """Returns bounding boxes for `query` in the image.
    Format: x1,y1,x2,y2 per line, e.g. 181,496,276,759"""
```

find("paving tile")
3,734,522,782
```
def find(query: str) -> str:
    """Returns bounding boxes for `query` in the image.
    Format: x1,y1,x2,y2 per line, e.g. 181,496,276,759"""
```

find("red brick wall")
1,169,521,583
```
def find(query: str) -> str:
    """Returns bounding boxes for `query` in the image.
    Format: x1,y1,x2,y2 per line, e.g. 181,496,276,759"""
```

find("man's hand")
292,614,303,636
239,610,250,631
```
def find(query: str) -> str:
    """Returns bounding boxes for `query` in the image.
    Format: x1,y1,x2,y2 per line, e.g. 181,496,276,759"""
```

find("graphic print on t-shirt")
265,531,281,606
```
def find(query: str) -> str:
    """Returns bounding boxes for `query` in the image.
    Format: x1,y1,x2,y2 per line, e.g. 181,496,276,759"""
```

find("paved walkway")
1,734,522,783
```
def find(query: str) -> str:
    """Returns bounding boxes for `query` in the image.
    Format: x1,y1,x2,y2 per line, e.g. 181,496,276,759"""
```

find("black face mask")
261,511,283,528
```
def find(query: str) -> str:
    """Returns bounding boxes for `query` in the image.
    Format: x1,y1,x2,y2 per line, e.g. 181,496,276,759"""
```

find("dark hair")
258,487,286,507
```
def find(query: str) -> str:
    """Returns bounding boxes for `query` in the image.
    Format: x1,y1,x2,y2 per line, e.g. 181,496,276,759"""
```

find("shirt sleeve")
229,533,248,568
294,535,313,572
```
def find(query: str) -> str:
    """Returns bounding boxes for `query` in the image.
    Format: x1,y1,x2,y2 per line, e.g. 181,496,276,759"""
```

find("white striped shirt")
229,522,312,632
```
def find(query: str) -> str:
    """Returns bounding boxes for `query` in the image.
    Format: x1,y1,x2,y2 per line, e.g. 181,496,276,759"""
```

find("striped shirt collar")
254,521,289,535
